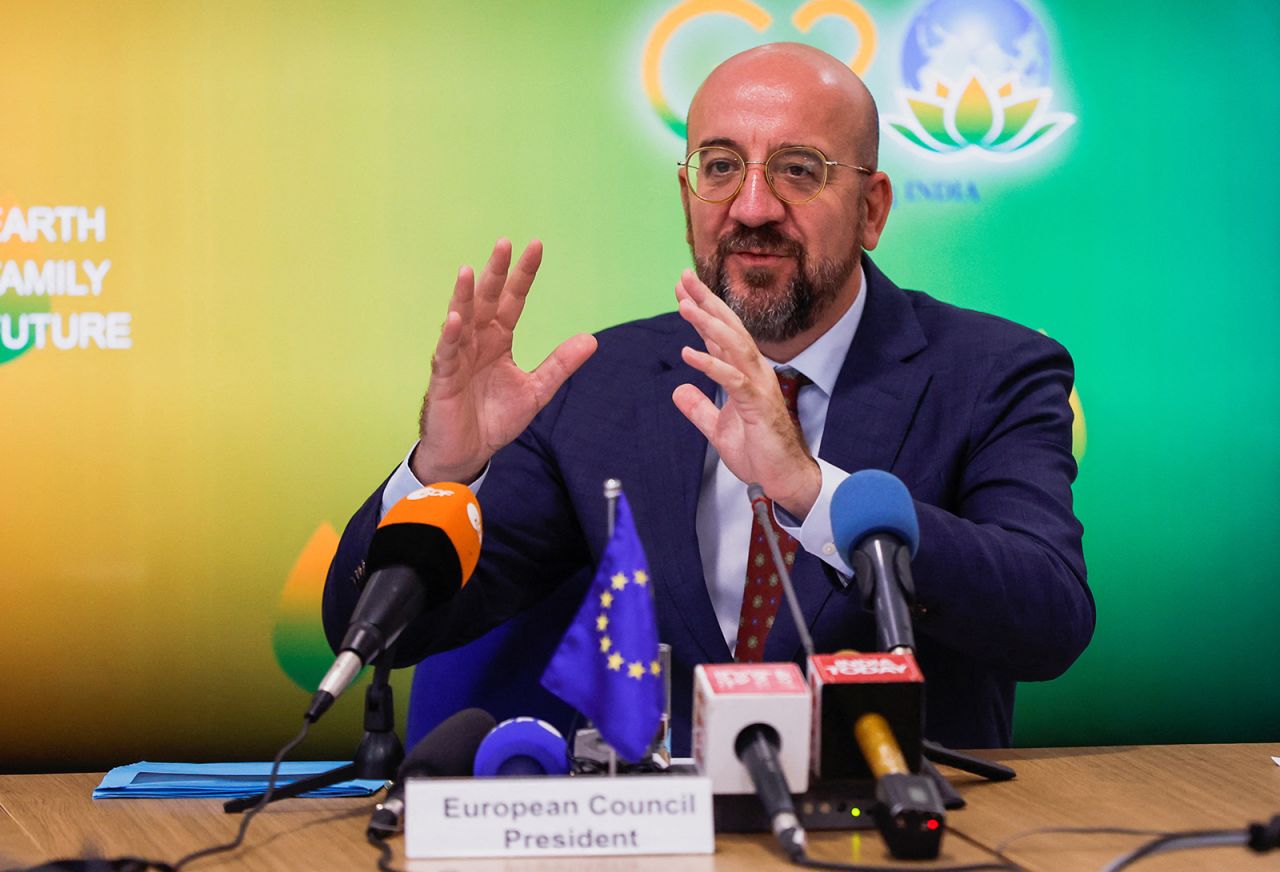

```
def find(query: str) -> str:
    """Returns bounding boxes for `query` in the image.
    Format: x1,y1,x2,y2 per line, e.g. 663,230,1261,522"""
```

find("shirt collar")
764,268,867,397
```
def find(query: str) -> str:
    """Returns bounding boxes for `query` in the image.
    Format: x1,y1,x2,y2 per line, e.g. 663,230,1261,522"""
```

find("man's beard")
692,224,860,344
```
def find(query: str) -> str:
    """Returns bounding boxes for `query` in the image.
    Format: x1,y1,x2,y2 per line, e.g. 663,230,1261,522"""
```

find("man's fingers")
495,239,544,331
677,296,757,372
680,345,749,397
678,269,755,341
429,310,466,389
682,345,782,430
672,383,719,442
530,333,598,403
512,239,543,290
677,271,760,365
473,238,514,317
438,309,463,349
449,265,477,331
436,266,475,381
678,269,722,309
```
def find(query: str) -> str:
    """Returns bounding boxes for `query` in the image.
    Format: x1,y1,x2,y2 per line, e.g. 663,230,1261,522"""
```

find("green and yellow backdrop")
2,0,1277,770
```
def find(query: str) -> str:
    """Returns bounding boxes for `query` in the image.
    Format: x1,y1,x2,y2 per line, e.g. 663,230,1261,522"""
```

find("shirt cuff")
379,443,490,520
775,458,853,578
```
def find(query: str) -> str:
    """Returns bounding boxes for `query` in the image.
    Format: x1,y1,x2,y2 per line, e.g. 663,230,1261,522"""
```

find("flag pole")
606,481,670,759
602,477,623,776
604,477,621,538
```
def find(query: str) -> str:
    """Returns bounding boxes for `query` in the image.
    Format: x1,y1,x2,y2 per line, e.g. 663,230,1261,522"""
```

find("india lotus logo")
884,0,1076,161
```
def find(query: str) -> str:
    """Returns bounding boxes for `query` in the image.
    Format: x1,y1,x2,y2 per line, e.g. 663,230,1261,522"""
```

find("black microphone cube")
807,652,924,781
874,773,945,859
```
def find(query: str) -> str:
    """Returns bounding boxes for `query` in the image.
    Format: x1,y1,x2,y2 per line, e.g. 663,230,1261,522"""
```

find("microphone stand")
224,661,404,813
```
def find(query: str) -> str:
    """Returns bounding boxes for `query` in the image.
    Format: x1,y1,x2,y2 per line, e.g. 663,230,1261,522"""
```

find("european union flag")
541,492,662,762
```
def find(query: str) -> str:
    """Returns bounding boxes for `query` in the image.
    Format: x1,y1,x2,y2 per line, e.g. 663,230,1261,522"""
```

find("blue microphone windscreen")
830,469,920,557
473,717,571,777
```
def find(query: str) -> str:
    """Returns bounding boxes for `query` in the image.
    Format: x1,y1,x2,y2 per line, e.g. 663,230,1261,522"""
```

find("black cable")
365,832,398,872
791,850,1020,872
1099,828,1248,872
994,825,1170,853
988,824,1170,867
167,718,312,872
1250,815,1280,852
984,816,1280,872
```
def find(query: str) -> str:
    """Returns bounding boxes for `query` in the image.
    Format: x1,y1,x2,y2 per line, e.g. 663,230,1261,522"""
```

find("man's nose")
728,165,786,227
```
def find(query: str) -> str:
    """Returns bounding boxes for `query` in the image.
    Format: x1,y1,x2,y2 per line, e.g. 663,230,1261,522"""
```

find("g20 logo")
643,0,878,141
642,0,1076,163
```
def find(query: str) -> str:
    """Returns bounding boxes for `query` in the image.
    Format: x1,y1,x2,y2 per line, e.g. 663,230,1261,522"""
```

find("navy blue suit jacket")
323,258,1093,754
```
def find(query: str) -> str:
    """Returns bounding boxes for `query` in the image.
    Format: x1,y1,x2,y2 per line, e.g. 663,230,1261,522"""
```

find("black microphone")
854,711,945,859
309,484,483,722
831,470,920,653
827,471,944,859
367,707,497,839
735,724,805,858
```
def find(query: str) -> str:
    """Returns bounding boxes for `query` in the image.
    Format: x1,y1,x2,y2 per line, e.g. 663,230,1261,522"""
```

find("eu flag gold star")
633,570,648,587
596,614,608,631
627,662,645,680
599,636,612,653
607,653,624,671
650,660,661,676
611,573,628,591
600,591,613,608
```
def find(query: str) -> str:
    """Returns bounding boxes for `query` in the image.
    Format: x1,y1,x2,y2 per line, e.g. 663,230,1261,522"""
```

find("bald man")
323,44,1092,754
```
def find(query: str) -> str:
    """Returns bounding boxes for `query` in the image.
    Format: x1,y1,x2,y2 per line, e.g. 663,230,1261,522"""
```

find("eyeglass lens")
687,147,827,203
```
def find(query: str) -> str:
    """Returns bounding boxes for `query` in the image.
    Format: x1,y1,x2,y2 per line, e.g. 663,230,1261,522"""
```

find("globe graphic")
901,0,1052,91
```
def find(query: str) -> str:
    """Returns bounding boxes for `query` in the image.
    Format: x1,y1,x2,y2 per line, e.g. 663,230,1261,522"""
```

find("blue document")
93,761,386,799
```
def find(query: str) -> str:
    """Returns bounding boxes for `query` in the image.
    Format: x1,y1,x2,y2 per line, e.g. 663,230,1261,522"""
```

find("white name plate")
404,775,715,859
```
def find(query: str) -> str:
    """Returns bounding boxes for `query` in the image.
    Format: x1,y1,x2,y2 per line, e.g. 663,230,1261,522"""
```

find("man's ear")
860,172,894,251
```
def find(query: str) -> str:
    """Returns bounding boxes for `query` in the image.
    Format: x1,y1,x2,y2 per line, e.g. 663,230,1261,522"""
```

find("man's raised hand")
671,269,821,519
412,238,597,484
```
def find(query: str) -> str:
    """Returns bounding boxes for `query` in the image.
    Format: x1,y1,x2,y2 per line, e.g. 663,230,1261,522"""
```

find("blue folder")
93,761,386,799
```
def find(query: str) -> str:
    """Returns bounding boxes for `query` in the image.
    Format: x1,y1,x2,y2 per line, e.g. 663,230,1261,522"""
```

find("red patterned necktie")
735,367,807,662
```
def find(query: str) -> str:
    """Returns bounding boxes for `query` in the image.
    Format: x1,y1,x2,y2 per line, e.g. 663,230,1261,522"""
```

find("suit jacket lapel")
819,257,931,476
635,321,733,663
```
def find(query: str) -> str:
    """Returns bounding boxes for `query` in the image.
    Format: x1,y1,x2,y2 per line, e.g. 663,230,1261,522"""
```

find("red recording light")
926,819,940,831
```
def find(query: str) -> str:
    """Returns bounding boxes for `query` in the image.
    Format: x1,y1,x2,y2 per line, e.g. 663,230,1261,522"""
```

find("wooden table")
942,743,1280,872
1,745,1276,871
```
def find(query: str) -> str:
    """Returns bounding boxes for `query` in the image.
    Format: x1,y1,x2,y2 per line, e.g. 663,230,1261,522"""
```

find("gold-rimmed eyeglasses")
679,145,873,205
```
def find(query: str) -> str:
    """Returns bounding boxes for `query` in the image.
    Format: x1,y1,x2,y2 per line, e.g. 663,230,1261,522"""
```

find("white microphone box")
692,662,811,794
